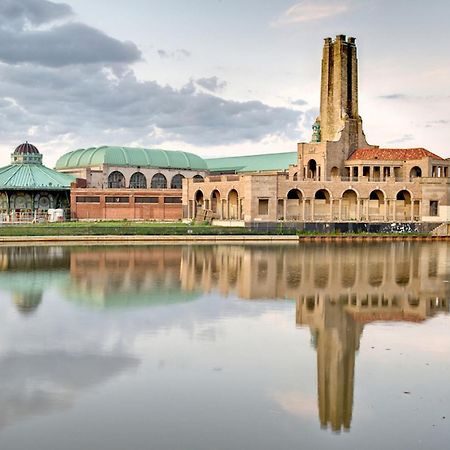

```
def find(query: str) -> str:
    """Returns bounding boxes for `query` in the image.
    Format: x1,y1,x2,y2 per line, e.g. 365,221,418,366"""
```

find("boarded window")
258,199,269,215
105,196,129,203
430,200,439,217
164,197,182,204
76,196,100,203
135,197,158,204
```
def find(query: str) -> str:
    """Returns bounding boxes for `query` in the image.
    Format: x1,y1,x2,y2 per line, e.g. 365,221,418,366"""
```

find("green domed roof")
55,146,208,171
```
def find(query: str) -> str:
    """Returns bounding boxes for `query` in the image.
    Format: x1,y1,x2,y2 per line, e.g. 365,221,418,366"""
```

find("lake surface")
0,242,449,450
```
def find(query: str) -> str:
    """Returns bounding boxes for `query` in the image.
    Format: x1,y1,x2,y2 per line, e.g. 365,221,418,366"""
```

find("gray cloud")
0,0,141,67
0,23,141,67
157,48,191,60
0,0,301,153
195,76,227,93
379,93,409,100
0,63,302,148
0,0,73,29
291,99,308,106
387,134,414,144
425,119,449,128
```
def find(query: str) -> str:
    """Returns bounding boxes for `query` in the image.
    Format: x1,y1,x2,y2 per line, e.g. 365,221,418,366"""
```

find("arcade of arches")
186,179,426,222
192,188,243,220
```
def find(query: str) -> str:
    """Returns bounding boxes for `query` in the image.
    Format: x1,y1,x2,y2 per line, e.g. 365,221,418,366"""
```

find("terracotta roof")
348,147,444,161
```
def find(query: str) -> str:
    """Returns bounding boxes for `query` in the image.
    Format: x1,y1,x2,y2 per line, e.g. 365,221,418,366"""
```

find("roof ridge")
205,151,297,161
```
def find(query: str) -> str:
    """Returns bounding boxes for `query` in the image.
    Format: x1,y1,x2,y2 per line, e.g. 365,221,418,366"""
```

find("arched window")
108,171,125,188
151,173,167,189
193,175,204,183
287,189,302,200
228,189,239,220
315,189,330,202
307,159,317,179
410,166,422,178
129,172,147,189
171,174,185,189
211,190,221,214
370,190,385,203
396,190,411,203
195,190,204,206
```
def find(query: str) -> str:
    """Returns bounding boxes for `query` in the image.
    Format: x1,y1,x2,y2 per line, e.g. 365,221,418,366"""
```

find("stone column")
302,199,306,221
329,199,334,220
283,199,287,221
393,200,397,221
338,199,343,221
311,199,315,221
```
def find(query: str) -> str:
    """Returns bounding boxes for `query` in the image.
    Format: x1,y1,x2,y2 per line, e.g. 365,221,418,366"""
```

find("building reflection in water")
0,246,70,315
67,246,200,308
0,243,449,432
179,243,450,432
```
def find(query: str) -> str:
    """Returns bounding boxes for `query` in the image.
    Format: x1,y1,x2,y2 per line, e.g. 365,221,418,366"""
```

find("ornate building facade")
0,143,73,222
183,35,450,225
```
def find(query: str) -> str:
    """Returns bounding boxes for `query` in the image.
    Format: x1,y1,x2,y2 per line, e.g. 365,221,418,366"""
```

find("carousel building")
0,143,73,222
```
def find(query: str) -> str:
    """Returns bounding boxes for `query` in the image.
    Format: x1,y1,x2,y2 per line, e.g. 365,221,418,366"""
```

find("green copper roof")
205,151,298,173
0,163,74,190
55,146,208,171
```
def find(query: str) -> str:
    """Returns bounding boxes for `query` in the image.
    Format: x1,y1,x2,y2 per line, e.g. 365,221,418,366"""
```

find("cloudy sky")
0,0,449,167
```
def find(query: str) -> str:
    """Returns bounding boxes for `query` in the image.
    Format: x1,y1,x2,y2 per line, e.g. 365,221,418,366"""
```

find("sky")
0,0,449,167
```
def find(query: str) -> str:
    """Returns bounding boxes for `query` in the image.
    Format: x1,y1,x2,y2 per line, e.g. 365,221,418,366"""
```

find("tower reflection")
180,243,450,432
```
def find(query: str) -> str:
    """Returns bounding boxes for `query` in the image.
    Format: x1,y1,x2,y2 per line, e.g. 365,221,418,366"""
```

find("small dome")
14,142,40,155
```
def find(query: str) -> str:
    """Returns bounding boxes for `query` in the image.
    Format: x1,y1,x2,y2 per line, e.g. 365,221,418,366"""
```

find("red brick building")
70,187,182,220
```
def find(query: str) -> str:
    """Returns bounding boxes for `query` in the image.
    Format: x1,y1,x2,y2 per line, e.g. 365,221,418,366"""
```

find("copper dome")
14,142,40,155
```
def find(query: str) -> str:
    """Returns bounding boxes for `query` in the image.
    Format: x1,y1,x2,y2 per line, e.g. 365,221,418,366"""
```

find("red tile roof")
348,147,444,161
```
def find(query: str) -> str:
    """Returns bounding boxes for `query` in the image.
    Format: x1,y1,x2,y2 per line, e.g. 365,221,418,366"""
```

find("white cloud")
272,0,350,26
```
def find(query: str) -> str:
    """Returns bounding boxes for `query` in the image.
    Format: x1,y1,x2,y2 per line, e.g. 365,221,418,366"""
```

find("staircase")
430,222,450,236
194,209,214,224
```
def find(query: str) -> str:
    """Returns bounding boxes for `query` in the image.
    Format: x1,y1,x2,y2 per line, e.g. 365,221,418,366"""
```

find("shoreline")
0,234,448,245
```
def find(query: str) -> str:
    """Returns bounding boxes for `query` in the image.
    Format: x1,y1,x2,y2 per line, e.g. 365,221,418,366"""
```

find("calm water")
0,242,449,450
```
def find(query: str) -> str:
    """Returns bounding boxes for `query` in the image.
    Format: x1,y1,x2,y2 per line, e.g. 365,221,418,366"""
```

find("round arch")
396,190,412,221
170,174,185,189
227,189,239,220
396,190,412,202
307,159,317,179
368,189,386,221
211,189,221,215
129,172,147,189
151,173,167,189
193,174,204,182
341,189,358,220
194,190,204,205
314,189,331,220
108,171,125,188
409,166,422,178
286,189,303,221
330,166,340,178
314,189,331,202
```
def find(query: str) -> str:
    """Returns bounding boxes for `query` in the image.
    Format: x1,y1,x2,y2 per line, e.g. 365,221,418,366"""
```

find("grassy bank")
0,221,428,237
0,222,283,236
